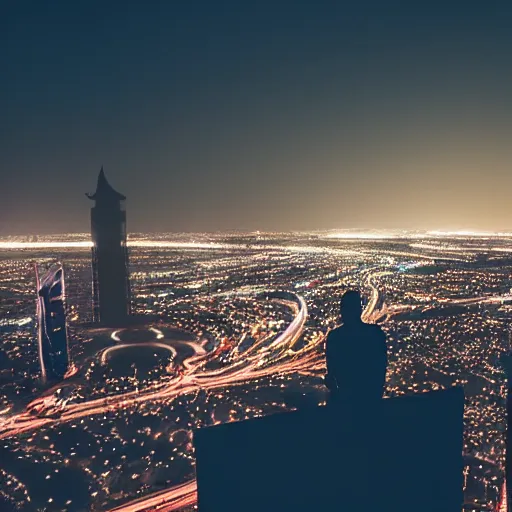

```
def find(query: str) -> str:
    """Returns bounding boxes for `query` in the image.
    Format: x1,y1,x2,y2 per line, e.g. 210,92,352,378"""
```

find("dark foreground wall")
194,387,464,512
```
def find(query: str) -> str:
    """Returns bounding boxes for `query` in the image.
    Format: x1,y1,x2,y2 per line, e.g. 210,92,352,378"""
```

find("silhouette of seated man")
325,290,388,407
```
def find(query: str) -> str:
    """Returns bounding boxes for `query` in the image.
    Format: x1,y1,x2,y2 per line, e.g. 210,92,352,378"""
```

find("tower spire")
86,167,126,201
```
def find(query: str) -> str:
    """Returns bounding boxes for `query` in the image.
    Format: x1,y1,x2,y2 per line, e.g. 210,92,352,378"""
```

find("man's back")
326,322,388,401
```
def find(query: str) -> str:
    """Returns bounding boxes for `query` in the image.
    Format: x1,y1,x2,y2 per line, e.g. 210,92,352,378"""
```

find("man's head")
340,290,363,324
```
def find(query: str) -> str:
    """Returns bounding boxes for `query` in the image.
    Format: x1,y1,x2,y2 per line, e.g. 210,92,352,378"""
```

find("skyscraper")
36,264,70,383
87,168,131,325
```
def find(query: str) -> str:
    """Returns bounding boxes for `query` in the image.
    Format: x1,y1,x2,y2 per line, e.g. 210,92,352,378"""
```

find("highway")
361,271,392,323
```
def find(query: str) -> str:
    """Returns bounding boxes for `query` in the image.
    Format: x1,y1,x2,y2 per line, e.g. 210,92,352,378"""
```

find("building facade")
36,263,70,383
87,168,131,325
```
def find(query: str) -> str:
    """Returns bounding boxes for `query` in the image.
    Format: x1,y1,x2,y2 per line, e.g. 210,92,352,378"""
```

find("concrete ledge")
194,387,464,512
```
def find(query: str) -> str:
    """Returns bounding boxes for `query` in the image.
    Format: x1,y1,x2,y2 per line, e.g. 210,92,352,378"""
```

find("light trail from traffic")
100,343,177,365
0,293,312,437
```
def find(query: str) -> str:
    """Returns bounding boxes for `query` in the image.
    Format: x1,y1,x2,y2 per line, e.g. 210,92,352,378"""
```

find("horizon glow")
2,229,512,250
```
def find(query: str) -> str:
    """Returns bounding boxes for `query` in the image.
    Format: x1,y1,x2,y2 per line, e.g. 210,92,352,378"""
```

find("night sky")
2,1,512,234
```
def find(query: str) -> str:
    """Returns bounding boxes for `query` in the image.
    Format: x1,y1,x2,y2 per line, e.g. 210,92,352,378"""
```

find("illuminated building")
495,478,507,512
36,263,70,383
87,167,131,325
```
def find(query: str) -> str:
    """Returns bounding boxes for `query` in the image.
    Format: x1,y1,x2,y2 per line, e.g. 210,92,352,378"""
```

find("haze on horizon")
2,1,512,235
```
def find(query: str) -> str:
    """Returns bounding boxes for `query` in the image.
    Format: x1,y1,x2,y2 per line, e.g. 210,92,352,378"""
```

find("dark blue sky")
2,1,512,234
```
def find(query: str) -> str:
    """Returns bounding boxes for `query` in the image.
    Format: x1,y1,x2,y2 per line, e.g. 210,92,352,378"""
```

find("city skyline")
0,230,508,510
3,2,512,234
4,227,512,242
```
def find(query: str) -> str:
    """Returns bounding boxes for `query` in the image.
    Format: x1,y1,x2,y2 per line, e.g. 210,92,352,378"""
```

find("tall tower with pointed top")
87,168,131,325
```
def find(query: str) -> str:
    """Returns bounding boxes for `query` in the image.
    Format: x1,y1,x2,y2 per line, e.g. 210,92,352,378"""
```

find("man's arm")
324,330,338,391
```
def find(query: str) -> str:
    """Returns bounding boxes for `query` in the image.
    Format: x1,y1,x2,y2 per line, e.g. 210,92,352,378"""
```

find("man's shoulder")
327,323,386,339
367,323,386,338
